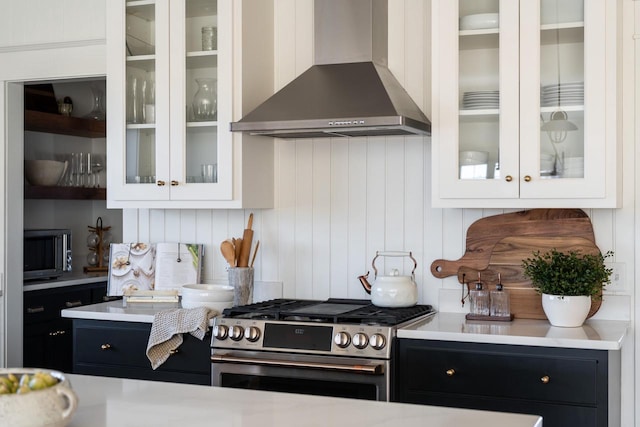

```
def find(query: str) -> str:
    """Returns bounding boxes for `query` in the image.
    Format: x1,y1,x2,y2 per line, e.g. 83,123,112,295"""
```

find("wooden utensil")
234,238,243,266
456,236,603,320
220,240,236,266
250,240,260,268
430,209,596,279
237,213,254,267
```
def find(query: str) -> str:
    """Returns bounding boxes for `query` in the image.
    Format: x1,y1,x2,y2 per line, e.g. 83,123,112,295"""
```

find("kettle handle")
372,251,417,279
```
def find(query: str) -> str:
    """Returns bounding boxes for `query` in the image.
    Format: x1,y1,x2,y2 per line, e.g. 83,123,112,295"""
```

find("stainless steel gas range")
210,298,435,401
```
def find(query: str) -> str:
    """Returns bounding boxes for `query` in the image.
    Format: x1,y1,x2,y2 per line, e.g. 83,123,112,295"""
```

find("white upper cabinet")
431,0,620,208
107,0,274,209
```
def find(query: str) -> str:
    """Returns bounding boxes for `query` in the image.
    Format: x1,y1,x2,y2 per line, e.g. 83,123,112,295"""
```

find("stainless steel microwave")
24,229,72,281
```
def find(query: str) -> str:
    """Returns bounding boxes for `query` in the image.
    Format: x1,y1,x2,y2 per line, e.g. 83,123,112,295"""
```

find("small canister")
202,26,217,51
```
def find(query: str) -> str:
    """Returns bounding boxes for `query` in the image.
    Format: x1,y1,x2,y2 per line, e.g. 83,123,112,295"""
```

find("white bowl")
460,13,499,31
459,150,489,165
181,299,233,312
24,160,67,186
181,284,234,302
0,368,78,427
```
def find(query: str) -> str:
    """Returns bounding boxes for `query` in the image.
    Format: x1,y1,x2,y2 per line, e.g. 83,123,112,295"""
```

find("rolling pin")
237,213,254,267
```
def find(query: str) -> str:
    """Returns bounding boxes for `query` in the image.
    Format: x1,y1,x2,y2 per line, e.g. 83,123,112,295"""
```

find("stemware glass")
90,154,105,188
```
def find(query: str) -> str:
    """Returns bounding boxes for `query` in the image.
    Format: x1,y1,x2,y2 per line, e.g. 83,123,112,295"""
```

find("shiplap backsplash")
122,0,632,319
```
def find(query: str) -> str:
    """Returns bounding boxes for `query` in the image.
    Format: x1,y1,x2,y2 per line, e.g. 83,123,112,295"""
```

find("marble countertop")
64,302,630,350
66,374,542,427
62,300,178,323
24,271,108,292
398,312,630,350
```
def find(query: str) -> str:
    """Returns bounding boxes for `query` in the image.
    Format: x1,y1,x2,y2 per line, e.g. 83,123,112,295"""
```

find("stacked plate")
541,82,584,107
461,90,499,110
459,13,499,31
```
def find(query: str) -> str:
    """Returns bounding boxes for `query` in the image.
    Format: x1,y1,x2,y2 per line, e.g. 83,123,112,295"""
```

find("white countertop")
66,374,542,427
24,271,108,292
399,312,630,350
65,302,630,350
62,300,179,323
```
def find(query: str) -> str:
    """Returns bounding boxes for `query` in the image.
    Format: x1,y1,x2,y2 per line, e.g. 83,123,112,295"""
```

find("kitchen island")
66,373,542,426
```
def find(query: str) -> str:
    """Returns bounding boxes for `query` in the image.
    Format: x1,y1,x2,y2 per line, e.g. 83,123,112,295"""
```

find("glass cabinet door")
124,0,167,192
171,0,219,183
519,0,606,199
436,0,519,200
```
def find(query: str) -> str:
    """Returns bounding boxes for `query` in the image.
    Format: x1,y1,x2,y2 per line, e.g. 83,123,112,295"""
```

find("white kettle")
358,251,418,308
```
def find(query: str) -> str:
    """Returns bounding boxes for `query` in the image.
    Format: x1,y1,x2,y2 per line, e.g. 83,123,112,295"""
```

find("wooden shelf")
24,110,106,138
25,186,106,200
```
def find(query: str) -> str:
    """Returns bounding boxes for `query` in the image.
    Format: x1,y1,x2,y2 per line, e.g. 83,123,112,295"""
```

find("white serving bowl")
24,160,67,186
0,368,78,427
181,299,233,312
459,150,489,166
459,13,499,31
181,284,234,302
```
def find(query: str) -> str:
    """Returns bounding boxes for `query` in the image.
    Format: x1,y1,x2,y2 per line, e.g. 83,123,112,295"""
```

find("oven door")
211,349,389,401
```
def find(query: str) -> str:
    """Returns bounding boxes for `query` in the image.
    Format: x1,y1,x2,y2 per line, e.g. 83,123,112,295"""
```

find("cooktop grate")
221,298,435,326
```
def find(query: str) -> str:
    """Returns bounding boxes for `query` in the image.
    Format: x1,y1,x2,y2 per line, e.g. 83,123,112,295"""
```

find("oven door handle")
211,354,384,375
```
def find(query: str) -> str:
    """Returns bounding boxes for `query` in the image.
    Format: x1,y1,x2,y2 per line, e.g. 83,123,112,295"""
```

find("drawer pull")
169,349,179,355
541,375,550,384
446,369,455,377
27,306,45,314
170,180,179,186
65,300,83,308
101,344,112,350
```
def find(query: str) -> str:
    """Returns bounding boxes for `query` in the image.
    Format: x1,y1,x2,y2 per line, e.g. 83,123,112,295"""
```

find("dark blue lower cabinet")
393,339,611,427
72,319,211,385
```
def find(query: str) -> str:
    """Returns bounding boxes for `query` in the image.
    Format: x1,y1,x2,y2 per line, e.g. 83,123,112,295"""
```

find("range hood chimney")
230,0,431,138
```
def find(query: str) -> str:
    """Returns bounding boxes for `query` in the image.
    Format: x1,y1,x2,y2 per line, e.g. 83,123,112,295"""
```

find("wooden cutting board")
457,236,603,320
430,209,595,279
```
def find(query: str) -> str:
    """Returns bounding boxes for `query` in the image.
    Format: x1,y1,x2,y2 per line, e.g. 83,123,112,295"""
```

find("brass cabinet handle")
446,369,455,377
169,349,179,355
27,306,45,314
101,344,112,350
505,175,513,182
524,175,532,182
157,180,166,186
541,375,550,384
170,180,179,186
65,300,82,308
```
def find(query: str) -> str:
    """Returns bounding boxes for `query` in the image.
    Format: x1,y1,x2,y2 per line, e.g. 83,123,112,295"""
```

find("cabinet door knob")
157,180,166,186
446,369,455,377
101,344,112,350
170,180,179,186
505,175,513,182
524,175,532,182
540,375,550,384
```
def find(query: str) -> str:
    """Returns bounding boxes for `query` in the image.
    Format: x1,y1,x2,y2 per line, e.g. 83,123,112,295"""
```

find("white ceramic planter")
541,294,591,328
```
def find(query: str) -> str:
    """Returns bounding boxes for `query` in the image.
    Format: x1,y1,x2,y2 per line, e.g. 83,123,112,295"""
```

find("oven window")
220,373,378,400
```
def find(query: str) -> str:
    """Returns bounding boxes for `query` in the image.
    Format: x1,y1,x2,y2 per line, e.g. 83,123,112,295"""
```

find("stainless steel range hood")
230,0,431,138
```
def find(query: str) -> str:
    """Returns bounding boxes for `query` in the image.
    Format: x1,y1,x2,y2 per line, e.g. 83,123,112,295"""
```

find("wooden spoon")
220,240,236,266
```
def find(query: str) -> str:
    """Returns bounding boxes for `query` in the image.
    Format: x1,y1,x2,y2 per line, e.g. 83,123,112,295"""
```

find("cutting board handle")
430,259,459,279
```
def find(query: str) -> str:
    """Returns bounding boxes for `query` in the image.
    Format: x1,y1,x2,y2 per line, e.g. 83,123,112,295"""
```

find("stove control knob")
369,333,386,350
244,326,261,342
334,331,351,348
352,332,369,349
213,324,229,340
229,325,244,341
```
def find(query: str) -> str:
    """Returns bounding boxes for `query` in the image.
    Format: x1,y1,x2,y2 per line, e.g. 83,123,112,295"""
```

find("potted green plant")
522,249,613,327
